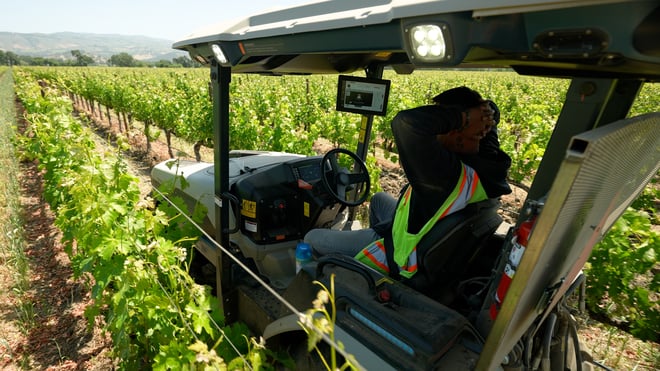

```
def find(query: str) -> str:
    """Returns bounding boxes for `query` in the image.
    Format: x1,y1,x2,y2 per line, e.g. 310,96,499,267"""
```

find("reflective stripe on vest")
355,163,487,278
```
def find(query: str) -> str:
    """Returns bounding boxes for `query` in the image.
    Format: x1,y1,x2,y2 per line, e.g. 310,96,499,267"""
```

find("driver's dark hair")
433,86,500,125
432,86,483,109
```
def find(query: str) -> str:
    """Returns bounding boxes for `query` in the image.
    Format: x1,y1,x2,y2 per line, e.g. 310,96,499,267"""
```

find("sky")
1,0,312,41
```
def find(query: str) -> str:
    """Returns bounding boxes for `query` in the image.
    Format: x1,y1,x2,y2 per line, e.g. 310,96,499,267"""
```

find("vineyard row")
22,66,660,186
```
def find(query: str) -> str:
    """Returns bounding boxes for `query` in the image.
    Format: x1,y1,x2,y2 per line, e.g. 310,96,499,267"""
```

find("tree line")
0,49,200,68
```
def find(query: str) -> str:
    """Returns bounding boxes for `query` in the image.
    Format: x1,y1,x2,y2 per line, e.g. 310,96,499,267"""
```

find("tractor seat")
402,198,503,303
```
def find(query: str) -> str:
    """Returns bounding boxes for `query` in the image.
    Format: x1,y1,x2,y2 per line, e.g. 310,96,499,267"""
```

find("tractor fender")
263,313,304,340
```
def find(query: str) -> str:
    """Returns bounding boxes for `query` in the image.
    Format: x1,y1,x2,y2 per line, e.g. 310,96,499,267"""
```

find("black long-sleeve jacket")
391,105,511,233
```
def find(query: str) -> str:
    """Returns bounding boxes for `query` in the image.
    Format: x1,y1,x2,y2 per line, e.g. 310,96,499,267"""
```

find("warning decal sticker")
241,199,257,218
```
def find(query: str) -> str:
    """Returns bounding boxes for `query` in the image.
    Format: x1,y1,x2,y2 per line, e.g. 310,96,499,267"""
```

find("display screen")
336,75,390,116
296,164,321,182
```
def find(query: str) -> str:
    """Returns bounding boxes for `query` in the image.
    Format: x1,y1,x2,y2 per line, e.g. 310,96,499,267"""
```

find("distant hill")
0,32,186,63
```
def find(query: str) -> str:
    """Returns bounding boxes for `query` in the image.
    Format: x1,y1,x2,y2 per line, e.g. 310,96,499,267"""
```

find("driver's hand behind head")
461,103,496,139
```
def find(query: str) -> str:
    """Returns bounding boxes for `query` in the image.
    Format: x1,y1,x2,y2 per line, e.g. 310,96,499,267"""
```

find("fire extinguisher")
489,217,536,320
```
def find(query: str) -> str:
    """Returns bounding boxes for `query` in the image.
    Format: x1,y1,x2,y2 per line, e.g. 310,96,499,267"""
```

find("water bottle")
295,242,312,273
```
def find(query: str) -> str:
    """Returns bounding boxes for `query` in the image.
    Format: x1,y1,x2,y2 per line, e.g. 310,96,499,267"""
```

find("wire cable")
151,185,364,370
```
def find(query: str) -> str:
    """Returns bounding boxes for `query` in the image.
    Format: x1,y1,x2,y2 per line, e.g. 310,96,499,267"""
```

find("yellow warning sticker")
304,202,310,217
241,199,257,218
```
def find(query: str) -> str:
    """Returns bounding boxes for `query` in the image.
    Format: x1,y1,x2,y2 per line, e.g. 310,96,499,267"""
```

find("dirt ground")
1,97,657,370
0,102,114,370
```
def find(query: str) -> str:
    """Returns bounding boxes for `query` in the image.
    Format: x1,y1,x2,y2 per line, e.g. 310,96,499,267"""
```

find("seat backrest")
403,198,502,301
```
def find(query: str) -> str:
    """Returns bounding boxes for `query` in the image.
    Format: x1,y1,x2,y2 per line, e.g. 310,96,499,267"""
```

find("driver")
304,86,512,278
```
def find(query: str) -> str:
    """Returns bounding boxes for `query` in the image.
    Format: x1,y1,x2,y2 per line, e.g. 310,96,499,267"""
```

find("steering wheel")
321,148,370,206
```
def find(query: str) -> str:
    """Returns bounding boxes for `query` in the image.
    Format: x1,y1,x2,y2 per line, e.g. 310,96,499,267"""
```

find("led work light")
211,44,229,65
405,23,453,64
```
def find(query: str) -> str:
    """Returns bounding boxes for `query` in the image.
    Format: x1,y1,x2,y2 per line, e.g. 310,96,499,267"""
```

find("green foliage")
70,50,95,66
109,52,138,67
0,67,36,348
12,71,278,369
631,177,659,224
16,66,660,345
24,67,659,191
299,275,360,371
585,208,660,341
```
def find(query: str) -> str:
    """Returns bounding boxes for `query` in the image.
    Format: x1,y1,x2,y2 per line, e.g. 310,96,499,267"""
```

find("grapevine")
13,65,660,350
12,71,280,369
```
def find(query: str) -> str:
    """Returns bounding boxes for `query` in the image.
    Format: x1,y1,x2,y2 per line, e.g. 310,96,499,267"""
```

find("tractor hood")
150,151,304,228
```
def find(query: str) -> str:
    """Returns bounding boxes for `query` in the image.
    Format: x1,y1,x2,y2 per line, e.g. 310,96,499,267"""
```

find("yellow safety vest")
355,163,487,278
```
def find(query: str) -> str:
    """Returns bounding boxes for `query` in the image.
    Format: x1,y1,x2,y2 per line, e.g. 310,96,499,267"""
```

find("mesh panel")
485,112,660,368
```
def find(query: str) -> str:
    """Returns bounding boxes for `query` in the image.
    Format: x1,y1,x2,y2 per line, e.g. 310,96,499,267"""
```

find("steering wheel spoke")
347,172,368,184
337,184,347,199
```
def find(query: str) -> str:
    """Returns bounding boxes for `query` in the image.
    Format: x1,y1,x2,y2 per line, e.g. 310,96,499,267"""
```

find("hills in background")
0,32,186,63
